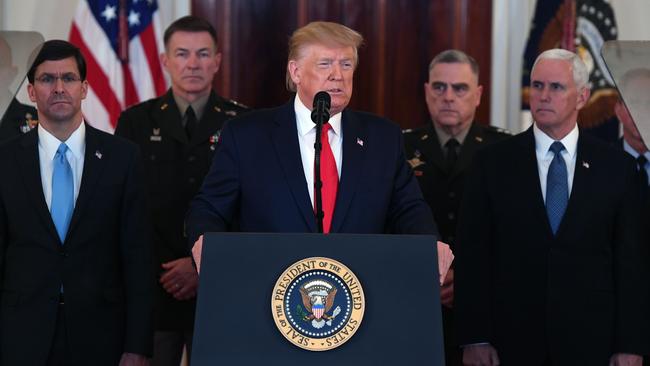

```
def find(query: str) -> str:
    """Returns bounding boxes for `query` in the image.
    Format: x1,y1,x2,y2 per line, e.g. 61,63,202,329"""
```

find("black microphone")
311,91,331,124
311,91,330,234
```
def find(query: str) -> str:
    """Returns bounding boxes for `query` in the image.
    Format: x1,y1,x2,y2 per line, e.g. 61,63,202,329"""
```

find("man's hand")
119,353,149,366
463,344,500,366
609,353,643,366
160,257,199,301
440,268,454,308
191,235,203,274
437,241,454,285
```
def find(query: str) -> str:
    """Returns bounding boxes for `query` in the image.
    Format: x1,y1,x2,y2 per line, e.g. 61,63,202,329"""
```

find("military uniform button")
150,154,156,161
188,155,196,162
189,178,196,184
448,191,456,198
447,212,455,220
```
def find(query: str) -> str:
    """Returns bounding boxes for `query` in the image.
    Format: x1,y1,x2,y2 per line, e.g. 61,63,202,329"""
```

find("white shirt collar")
37,121,86,161
533,122,579,159
294,95,342,137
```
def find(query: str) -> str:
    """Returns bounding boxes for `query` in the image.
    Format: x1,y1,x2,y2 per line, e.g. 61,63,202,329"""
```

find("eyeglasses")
430,82,470,97
34,73,82,86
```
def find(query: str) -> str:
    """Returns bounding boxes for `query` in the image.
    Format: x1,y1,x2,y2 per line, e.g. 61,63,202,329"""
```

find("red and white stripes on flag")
69,0,167,133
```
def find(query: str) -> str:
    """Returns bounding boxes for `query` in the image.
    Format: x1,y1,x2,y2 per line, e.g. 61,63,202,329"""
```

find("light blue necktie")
51,143,74,243
546,141,568,235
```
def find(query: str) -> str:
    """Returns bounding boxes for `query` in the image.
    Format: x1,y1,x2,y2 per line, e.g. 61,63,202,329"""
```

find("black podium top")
193,232,444,365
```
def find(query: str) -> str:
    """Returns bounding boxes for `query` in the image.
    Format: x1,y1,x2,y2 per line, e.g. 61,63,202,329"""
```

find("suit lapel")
270,101,317,232
17,130,60,242
330,110,366,233
66,124,106,242
516,127,555,238
155,90,188,144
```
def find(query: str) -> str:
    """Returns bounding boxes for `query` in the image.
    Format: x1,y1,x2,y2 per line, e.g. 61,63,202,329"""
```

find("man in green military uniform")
115,16,248,366
403,49,509,366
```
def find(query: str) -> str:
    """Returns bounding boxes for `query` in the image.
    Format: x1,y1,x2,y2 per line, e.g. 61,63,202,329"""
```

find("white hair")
532,48,590,90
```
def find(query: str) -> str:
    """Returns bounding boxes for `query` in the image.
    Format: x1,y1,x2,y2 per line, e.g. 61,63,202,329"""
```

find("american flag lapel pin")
95,150,103,159
582,161,589,169
356,137,364,147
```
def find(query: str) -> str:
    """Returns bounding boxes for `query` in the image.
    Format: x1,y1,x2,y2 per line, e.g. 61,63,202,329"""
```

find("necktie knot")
549,141,565,155
56,143,69,159
322,122,332,134
637,155,648,169
445,138,460,150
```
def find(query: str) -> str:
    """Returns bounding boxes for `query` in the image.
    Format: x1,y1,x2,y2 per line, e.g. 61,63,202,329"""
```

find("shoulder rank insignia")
225,110,237,117
420,134,429,141
160,103,168,110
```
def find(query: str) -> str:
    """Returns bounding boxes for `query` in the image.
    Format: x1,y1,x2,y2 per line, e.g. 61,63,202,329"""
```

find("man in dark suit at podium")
455,49,649,365
0,40,152,366
186,21,437,267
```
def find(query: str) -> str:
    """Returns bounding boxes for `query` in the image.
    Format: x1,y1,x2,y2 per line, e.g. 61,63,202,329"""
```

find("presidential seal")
271,257,365,351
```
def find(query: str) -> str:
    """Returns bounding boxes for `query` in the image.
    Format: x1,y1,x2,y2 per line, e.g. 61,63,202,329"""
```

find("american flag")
69,0,167,133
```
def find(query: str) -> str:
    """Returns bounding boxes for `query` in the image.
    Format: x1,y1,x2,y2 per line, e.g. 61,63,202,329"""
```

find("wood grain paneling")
192,0,492,128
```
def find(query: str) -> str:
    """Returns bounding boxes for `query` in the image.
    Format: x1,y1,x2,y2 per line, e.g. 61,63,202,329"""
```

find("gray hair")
428,49,479,80
532,48,589,90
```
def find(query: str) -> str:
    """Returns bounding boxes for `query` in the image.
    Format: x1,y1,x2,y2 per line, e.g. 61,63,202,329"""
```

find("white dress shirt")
294,96,343,206
533,122,578,202
38,121,86,210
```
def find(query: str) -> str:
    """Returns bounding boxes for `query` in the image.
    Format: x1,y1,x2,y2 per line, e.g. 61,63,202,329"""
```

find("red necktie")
318,123,338,233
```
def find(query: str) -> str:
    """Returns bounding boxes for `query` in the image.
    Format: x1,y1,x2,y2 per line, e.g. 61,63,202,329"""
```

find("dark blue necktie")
51,143,74,242
546,141,568,235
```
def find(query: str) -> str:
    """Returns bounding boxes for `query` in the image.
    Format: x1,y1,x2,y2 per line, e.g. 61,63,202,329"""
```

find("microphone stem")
314,118,324,234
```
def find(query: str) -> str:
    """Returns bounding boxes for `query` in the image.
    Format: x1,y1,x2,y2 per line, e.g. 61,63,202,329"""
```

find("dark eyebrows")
173,47,212,54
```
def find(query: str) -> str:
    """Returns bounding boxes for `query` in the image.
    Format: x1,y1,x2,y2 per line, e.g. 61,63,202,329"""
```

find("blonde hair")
286,21,363,92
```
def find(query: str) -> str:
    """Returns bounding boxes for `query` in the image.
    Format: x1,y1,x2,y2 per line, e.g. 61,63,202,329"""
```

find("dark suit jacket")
115,89,247,331
454,127,649,365
403,122,510,245
186,99,437,242
0,124,153,365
